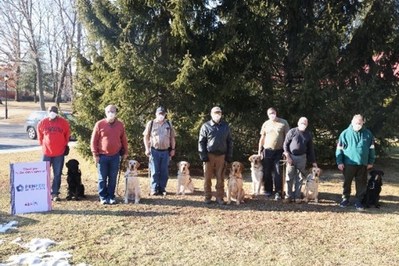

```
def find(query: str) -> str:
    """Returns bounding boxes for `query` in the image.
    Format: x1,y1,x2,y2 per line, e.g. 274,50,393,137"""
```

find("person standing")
143,106,176,196
283,117,317,203
198,106,233,205
37,105,70,202
336,114,375,211
258,107,290,200
91,104,128,205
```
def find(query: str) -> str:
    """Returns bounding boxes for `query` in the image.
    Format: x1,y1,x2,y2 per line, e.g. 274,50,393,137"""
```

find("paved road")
0,122,41,153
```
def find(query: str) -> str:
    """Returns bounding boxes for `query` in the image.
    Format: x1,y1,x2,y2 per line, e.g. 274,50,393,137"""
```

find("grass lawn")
0,101,398,265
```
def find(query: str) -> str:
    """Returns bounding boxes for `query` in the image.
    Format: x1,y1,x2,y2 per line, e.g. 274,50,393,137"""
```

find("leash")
116,158,125,197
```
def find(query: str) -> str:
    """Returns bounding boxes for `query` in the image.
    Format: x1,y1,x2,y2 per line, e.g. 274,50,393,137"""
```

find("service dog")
303,166,321,203
124,159,142,204
65,159,85,200
226,161,245,205
248,154,263,196
363,169,383,208
176,161,194,195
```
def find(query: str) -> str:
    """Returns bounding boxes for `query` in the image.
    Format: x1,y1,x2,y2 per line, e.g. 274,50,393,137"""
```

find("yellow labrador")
226,161,245,205
176,161,194,195
124,159,142,204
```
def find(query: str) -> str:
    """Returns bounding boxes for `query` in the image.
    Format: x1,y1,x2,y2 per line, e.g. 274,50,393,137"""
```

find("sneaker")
109,198,117,205
274,193,281,201
355,202,365,212
339,199,350,208
100,199,108,205
216,198,226,205
295,199,302,204
204,199,212,204
265,192,273,198
52,196,60,202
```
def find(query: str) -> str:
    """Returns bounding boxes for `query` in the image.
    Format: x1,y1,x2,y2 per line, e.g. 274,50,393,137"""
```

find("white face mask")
157,114,165,121
211,113,221,123
352,124,362,132
268,114,276,121
298,124,307,131
48,112,57,120
106,112,116,121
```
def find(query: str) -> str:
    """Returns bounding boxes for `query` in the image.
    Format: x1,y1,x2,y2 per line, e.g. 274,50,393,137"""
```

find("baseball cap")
211,106,222,113
48,106,58,114
156,106,167,114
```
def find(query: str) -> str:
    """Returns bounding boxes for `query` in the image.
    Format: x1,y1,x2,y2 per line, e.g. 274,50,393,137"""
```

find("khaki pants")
203,154,226,200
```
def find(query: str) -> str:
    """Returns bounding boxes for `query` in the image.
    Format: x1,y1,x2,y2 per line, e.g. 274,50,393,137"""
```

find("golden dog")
304,166,321,203
248,154,263,196
124,159,142,204
226,161,245,205
176,161,194,195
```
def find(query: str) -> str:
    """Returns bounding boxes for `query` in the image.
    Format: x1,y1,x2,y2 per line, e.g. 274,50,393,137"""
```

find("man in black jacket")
198,106,233,205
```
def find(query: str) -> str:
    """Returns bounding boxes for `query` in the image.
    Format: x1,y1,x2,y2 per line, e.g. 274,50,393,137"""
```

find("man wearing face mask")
283,117,317,203
198,106,233,205
143,106,176,196
91,104,129,205
336,114,375,211
258,107,290,200
37,106,70,202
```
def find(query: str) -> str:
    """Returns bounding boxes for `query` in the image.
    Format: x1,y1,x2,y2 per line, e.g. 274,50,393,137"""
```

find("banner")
10,161,52,215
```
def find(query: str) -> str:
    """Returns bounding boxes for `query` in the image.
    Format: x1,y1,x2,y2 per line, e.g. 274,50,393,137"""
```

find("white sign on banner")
10,161,52,215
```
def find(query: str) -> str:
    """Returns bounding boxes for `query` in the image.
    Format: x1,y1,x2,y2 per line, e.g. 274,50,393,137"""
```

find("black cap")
156,106,167,114
48,106,58,114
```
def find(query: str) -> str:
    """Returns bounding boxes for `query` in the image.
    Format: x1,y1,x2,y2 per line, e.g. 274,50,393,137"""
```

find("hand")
94,156,99,164
285,154,293,165
169,149,175,157
123,154,128,161
338,164,344,171
312,163,318,168
367,164,373,170
145,149,151,157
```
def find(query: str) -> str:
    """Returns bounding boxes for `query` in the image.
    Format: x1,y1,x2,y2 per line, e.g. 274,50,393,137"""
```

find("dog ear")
125,160,129,169
187,162,190,168
240,162,244,171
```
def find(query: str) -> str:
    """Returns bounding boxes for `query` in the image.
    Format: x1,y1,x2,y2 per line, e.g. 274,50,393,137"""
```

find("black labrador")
363,169,383,208
65,159,85,200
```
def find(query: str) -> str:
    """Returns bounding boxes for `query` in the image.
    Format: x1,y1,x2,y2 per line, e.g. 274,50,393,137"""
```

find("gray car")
24,110,75,140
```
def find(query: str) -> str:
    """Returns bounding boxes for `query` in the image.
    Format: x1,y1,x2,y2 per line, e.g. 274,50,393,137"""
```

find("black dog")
363,169,383,208
65,159,85,200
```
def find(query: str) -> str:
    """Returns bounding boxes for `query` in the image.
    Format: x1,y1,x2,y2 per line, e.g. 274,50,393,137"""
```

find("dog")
65,159,85,200
303,166,321,203
248,154,263,196
226,161,245,205
363,169,383,208
176,161,194,195
124,159,142,204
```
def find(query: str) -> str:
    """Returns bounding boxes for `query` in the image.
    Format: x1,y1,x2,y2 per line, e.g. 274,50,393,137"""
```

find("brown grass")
0,102,398,265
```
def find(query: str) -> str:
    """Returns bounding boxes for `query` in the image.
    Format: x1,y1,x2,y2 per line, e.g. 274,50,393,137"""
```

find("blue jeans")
262,149,283,194
43,155,65,196
97,153,120,201
150,148,170,193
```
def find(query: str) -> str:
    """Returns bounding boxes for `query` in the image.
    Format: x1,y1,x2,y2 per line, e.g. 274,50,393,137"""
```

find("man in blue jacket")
336,114,375,211
198,106,233,205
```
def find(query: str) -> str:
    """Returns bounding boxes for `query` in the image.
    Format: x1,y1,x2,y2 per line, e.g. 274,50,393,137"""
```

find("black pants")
262,149,283,195
342,164,367,203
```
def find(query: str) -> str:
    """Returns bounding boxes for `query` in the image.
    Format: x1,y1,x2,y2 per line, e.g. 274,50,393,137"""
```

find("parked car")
24,110,76,140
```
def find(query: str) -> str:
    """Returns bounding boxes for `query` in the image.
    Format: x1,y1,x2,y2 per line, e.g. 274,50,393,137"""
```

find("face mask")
157,114,165,121
268,114,276,121
298,124,307,131
353,124,362,132
106,112,116,121
48,112,57,120
211,113,221,123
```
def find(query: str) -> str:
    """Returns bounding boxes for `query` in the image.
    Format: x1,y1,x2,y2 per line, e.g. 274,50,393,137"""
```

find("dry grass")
0,102,399,265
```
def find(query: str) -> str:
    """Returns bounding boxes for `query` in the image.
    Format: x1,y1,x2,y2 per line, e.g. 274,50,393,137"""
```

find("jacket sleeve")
283,129,293,154
368,133,376,164
198,124,208,161
335,133,345,165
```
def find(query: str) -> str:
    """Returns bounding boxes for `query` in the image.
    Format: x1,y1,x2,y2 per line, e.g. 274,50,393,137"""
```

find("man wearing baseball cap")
37,105,71,202
198,106,233,205
143,106,176,196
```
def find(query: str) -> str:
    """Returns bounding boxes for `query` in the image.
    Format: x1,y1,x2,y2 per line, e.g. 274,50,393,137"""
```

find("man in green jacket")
336,114,375,211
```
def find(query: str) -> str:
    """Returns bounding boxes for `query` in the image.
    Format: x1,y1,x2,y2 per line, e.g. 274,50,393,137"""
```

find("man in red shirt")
37,106,70,202
91,104,128,205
